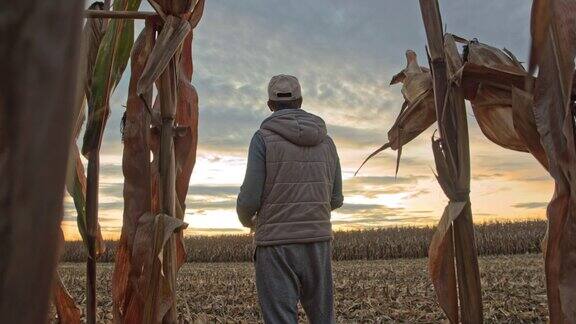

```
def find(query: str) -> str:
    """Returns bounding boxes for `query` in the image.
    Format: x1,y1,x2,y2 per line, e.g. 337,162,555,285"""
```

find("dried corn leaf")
460,63,528,97
530,0,576,322
52,229,81,324
132,213,188,323
427,194,463,323
136,16,191,96
156,214,188,322
52,271,81,324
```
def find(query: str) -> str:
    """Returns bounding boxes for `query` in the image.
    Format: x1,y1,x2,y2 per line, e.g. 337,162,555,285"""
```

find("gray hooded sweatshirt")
237,108,343,246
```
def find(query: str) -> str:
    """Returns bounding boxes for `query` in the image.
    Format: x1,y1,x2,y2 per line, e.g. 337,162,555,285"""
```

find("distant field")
55,254,548,323
61,220,546,262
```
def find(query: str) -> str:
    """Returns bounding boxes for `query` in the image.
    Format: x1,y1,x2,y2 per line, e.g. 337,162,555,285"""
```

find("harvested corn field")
54,254,547,323
60,220,546,263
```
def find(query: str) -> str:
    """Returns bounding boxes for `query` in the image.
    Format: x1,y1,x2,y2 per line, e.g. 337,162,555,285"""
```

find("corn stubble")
54,254,548,323
56,221,548,322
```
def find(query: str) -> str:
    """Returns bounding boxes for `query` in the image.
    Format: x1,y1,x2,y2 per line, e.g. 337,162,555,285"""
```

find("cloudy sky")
63,0,551,239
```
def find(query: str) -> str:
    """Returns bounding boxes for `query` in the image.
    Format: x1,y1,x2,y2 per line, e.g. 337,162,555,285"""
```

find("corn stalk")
0,0,83,323
418,2,483,322
137,13,191,323
111,19,155,323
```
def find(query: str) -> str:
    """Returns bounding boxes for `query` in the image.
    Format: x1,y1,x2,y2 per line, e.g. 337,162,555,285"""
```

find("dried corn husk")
463,40,530,153
356,51,436,175
358,36,551,174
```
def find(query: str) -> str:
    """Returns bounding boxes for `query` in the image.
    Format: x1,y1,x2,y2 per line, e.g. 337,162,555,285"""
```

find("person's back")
237,75,343,324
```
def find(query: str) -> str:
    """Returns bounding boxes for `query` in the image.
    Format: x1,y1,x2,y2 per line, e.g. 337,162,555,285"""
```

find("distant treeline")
60,220,546,263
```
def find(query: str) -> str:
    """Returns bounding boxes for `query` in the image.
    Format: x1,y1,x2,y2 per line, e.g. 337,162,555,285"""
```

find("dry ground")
55,254,548,323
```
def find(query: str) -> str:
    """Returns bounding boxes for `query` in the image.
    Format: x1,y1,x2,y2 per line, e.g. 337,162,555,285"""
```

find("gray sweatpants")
254,241,334,324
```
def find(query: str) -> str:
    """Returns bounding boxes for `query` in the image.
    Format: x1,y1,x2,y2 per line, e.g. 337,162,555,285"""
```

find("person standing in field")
237,74,344,324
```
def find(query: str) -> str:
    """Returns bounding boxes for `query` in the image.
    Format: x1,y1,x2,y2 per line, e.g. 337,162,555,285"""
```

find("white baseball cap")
267,74,302,101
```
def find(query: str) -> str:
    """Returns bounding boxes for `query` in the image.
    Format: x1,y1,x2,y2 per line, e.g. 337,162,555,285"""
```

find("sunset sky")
63,0,552,240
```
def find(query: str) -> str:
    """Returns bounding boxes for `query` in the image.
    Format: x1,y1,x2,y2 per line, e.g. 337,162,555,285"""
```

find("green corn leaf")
82,0,142,156
66,148,88,242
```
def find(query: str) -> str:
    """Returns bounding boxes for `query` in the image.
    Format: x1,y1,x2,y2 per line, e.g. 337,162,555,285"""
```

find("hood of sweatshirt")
260,109,327,146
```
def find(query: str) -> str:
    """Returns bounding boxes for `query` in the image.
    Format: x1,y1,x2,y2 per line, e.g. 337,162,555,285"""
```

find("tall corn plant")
355,1,575,321
529,0,576,322
67,1,108,252
112,0,204,322
48,3,110,323
0,1,83,323
53,3,110,322
81,0,142,322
